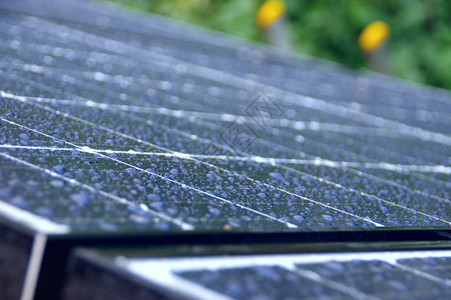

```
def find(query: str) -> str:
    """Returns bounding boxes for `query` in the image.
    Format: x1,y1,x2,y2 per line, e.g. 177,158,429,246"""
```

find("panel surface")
0,0,449,237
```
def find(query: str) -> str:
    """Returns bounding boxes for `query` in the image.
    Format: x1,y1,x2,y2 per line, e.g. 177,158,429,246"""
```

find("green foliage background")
110,0,451,90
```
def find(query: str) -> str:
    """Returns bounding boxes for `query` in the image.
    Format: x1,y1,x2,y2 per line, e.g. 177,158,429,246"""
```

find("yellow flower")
358,21,391,52
256,0,287,28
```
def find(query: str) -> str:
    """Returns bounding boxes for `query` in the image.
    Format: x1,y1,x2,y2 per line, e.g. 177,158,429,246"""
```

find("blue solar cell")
0,1,450,299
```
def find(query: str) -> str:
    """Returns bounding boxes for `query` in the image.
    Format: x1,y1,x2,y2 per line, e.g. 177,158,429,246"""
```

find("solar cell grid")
0,0,450,299
83,249,451,300
1,0,450,234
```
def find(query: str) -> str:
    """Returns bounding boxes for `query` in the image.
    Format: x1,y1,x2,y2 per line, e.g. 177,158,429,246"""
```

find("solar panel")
63,247,451,300
0,0,450,299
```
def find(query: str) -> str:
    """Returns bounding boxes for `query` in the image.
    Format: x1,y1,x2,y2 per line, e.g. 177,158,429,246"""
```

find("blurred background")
108,0,451,90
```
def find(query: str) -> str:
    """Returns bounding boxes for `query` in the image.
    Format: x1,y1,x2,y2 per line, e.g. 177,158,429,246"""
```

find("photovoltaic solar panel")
0,0,449,233
62,247,451,300
0,0,450,299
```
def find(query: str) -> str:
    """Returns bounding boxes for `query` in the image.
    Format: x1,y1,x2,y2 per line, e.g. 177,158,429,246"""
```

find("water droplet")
269,172,283,180
293,215,305,222
322,214,335,221
147,194,161,202
125,168,137,175
150,201,166,210
209,207,222,215
52,165,66,174
50,179,65,188
70,192,92,206
170,169,180,175
19,133,30,139
130,214,150,224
